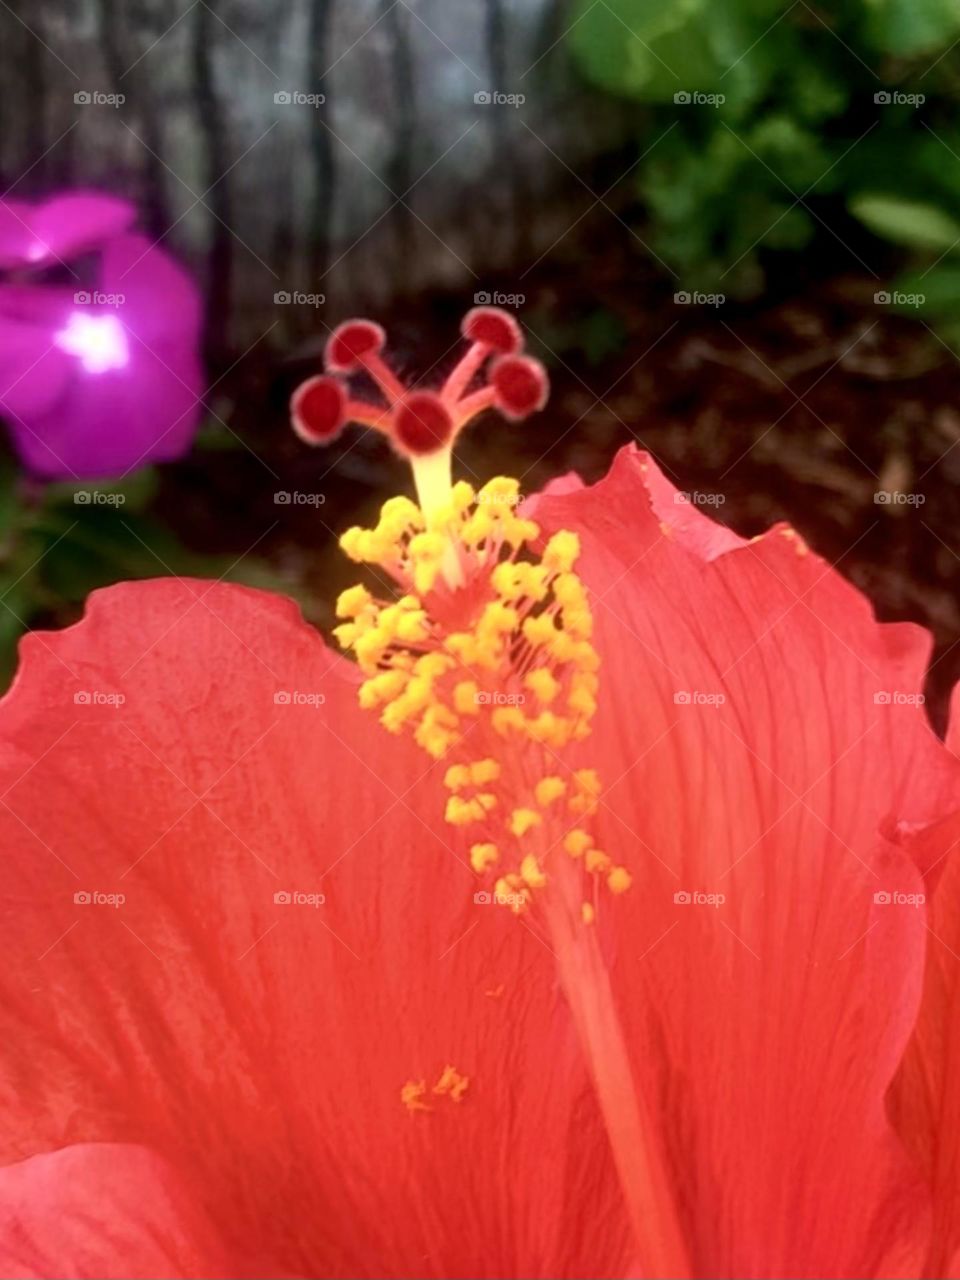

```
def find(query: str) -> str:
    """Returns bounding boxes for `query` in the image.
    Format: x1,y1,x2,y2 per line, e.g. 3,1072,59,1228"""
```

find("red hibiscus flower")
1,309,959,1280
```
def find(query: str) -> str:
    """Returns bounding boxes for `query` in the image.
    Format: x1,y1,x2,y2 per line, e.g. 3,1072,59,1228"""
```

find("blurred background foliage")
570,0,960,330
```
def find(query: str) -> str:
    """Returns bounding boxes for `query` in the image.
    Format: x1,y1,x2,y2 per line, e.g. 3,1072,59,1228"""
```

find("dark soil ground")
154,248,960,731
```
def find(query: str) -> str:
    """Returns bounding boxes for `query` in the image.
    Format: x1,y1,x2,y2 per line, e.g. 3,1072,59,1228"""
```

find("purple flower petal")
0,193,136,270
0,236,204,479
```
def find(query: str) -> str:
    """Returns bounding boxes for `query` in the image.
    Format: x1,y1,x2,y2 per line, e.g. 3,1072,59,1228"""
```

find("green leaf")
849,194,960,253
861,0,960,55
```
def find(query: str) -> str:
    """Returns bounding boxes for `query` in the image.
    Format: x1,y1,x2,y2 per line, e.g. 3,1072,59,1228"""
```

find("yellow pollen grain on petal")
525,668,560,704
608,866,632,894
585,848,612,875
509,808,542,838
564,828,592,859
401,1080,432,1113
582,901,596,925
476,792,498,813
534,776,566,807
469,759,501,785
520,853,547,889
470,842,499,873
433,1065,469,1102
543,530,580,573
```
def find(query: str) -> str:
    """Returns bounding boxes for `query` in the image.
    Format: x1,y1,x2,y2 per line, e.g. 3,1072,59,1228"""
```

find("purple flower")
0,194,204,480
0,191,135,269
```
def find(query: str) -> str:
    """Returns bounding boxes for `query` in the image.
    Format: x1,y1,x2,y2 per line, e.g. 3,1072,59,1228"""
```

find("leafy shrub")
569,0,960,308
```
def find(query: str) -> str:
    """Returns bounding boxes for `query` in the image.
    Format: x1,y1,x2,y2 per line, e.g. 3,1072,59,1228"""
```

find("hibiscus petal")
888,684,960,1278
0,1143,233,1279
530,447,960,1278
0,580,632,1279
0,195,135,270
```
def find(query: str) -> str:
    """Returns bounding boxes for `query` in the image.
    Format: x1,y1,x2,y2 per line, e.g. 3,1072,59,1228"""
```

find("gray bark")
0,0,627,354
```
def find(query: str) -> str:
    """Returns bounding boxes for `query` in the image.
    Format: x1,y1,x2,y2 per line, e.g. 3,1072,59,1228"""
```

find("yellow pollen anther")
534,776,566,807
470,842,499,873
335,583,374,618
453,680,481,715
509,808,542,838
520,853,548,889
525,668,560,704
445,796,486,826
470,759,501,785
581,901,596,925
433,1065,470,1102
401,1079,432,1113
564,829,592,859
608,866,632,894
585,848,612,875
444,764,472,792
543,530,580,573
